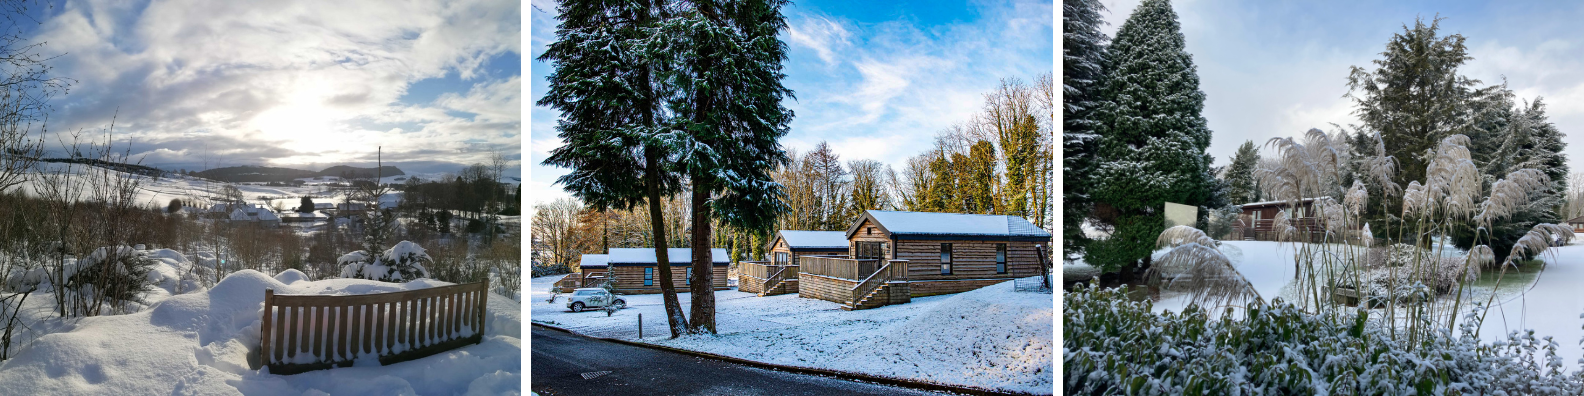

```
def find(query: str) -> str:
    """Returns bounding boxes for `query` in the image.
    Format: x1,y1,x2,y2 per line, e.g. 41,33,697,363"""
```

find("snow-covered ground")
529,275,1053,394
1,257,521,394
1150,240,1584,371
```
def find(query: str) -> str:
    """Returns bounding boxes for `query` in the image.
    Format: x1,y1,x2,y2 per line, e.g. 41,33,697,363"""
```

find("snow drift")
0,270,521,395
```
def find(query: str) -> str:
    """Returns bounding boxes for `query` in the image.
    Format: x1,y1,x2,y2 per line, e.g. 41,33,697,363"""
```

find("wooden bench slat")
262,282,487,374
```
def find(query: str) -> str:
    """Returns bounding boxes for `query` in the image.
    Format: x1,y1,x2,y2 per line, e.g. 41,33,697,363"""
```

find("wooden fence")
800,256,880,281
261,281,489,375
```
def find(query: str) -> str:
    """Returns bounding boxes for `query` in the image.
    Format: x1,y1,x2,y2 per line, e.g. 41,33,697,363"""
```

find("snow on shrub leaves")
1064,283,1584,395
339,241,432,282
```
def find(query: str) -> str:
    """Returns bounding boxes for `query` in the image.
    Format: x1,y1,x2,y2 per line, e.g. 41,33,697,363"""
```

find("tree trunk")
688,178,716,334
646,147,689,338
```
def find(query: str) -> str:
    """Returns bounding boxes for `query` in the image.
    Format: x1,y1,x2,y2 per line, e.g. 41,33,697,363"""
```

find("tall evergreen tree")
538,0,692,337
1086,0,1220,274
1224,140,1260,204
646,0,794,334
964,140,999,214
1062,0,1108,261
1346,17,1479,195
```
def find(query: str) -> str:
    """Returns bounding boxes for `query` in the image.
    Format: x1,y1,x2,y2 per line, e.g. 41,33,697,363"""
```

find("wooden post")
261,289,274,365
638,313,643,339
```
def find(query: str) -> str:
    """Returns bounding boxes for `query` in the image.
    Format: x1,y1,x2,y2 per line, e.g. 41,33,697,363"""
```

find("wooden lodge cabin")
605,248,729,294
1569,216,1584,233
739,230,848,296
1232,198,1329,242
798,210,1053,310
550,254,608,292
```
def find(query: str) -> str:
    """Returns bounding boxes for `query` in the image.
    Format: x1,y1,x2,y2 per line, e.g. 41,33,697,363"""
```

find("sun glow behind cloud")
24,0,522,176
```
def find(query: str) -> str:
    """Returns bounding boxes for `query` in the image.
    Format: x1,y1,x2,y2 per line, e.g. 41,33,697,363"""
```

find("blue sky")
529,0,1056,205
14,0,520,177
1096,0,1584,173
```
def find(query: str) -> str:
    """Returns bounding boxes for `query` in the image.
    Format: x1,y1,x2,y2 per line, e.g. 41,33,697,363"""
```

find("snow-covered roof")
777,230,848,249
607,248,729,264
580,254,609,268
256,209,279,221
856,210,1051,239
1239,198,1322,208
1567,216,1584,224
229,209,252,221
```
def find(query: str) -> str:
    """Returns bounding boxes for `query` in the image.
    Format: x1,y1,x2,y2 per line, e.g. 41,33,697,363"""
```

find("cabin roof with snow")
845,210,1051,241
579,254,609,269
1239,198,1322,210
769,230,849,251
606,248,729,266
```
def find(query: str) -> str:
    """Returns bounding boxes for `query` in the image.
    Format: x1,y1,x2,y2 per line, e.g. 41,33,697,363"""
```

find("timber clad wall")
909,278,1012,296
609,266,728,294
798,274,859,303
849,219,891,258
894,239,1043,284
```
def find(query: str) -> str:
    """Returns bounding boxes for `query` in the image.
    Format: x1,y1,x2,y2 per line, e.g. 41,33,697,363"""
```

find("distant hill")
319,165,405,179
39,157,168,178
194,165,405,183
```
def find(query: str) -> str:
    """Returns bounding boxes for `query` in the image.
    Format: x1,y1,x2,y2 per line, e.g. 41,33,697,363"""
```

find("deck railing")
552,273,582,292
799,256,880,281
851,260,908,304
763,264,799,293
740,260,774,279
260,281,489,375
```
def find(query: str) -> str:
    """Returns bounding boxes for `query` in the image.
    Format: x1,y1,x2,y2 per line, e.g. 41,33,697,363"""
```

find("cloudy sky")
1096,0,1584,172
529,0,1055,205
15,0,520,177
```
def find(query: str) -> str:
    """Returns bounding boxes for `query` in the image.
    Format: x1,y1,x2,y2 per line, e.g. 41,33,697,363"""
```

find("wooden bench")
261,281,489,375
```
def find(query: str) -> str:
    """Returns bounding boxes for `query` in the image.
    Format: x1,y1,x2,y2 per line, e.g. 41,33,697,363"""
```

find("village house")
739,230,847,296
797,210,1052,310
1568,215,1584,233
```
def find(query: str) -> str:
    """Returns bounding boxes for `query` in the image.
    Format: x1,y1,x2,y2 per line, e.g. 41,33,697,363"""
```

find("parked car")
566,288,626,312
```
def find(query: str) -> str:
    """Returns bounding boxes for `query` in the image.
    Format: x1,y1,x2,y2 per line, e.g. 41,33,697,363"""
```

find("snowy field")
1,257,522,395
1149,240,1584,371
529,275,1053,394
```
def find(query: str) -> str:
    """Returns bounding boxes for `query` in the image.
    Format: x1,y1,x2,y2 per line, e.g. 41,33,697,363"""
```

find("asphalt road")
531,325,952,396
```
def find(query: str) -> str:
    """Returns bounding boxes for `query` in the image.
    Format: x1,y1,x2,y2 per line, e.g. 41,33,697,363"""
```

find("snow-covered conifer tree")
1086,0,1221,274
1062,0,1107,261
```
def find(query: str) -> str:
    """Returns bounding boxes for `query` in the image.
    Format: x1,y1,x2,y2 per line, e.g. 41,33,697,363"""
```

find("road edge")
530,322,1047,396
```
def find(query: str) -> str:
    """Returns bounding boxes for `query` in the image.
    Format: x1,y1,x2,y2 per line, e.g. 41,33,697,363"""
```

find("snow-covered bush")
338,241,432,282
1065,283,1584,395
63,246,159,313
1351,244,1478,303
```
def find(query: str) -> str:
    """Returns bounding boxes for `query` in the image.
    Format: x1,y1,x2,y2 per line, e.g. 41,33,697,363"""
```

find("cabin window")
776,252,789,266
940,243,953,275
866,227,872,235
686,267,692,285
856,242,883,260
644,268,654,286
996,244,1007,274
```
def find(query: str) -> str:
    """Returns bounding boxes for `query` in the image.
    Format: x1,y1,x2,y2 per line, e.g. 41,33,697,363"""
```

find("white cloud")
29,0,521,172
786,16,851,66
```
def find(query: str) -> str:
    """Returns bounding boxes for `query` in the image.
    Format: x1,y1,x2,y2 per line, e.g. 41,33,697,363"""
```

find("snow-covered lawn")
529,275,1053,394
1,266,521,395
1151,240,1584,371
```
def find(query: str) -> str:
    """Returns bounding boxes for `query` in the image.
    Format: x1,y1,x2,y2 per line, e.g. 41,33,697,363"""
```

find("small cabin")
1569,216,1584,233
579,254,609,281
739,230,847,296
798,210,1052,310
605,248,728,294
1233,198,1329,241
